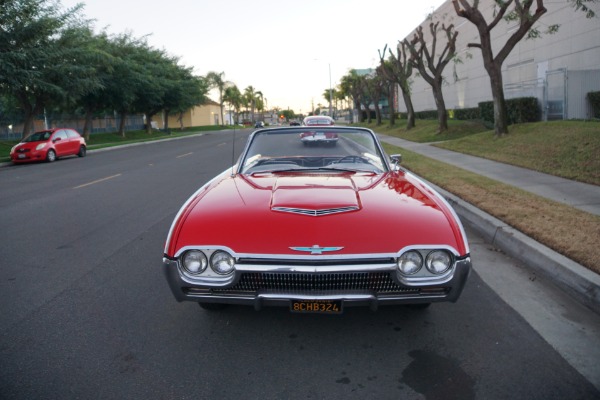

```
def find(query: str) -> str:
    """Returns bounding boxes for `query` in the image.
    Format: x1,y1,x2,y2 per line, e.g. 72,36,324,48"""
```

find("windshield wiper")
314,166,379,174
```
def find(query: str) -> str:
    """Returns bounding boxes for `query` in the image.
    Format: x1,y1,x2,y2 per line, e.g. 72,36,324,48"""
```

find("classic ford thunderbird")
163,127,471,313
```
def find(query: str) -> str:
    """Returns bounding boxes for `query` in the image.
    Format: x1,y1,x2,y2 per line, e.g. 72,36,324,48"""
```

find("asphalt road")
1,129,599,399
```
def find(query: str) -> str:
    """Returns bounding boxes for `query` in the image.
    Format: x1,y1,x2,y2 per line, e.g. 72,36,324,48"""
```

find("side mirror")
53,137,62,143
390,154,402,170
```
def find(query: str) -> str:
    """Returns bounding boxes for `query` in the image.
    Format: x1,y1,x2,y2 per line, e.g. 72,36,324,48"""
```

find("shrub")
587,91,600,118
453,107,480,120
478,97,541,124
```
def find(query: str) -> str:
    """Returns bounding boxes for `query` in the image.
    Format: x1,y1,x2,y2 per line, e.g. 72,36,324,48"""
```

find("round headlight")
426,250,453,274
210,251,235,275
182,250,207,275
398,250,423,275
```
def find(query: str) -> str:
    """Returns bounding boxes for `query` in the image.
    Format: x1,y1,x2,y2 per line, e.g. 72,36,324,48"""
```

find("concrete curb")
435,184,600,315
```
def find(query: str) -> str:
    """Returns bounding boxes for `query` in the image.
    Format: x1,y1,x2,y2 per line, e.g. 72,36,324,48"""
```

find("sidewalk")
378,134,600,216
377,134,600,315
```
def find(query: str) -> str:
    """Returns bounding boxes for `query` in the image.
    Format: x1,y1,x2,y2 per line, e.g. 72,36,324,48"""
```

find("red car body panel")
165,171,467,258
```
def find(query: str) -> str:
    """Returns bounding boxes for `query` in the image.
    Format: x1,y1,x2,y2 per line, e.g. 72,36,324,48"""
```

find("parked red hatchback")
10,128,87,164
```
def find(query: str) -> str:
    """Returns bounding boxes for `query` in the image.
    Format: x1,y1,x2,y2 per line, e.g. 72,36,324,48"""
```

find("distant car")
289,121,301,126
163,126,471,313
300,115,337,146
302,115,334,127
255,121,265,128
10,128,87,164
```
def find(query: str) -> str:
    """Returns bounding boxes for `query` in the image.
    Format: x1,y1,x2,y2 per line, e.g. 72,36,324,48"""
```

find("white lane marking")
177,152,194,158
73,174,122,189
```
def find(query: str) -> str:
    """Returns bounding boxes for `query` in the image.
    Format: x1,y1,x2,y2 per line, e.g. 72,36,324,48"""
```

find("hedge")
587,91,600,118
478,97,541,124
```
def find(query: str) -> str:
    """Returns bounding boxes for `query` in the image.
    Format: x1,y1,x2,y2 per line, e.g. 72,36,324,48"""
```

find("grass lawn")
358,118,599,273
358,119,600,185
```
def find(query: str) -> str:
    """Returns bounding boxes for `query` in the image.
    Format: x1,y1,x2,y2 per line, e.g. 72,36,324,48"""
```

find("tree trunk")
375,103,382,125
178,112,184,130
402,90,416,130
354,99,363,123
118,111,127,137
21,110,36,139
145,113,154,134
164,110,170,132
487,63,509,136
388,90,396,127
16,95,42,139
432,79,449,133
83,108,94,141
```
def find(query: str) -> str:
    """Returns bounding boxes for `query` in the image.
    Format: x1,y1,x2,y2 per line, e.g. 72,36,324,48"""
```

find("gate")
544,69,567,120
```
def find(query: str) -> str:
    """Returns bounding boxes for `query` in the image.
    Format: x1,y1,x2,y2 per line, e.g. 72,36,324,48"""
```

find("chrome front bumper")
163,257,471,310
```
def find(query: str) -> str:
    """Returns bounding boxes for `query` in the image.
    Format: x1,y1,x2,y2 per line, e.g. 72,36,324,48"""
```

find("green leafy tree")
67,30,116,139
0,0,100,138
281,109,295,121
162,66,208,132
132,48,187,134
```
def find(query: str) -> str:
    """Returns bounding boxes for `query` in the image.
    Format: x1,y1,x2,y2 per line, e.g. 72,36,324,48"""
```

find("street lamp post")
328,63,333,118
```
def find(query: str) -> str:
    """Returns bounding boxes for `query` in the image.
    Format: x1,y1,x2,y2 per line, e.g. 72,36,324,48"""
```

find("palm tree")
223,85,242,124
243,86,263,122
206,71,230,125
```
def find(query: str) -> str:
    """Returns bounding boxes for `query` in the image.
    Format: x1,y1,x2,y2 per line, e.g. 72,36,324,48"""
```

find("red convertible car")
163,126,471,313
300,115,337,146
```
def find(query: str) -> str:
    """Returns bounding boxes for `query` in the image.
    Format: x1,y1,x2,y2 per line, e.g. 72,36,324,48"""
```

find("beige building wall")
397,0,600,120
163,100,222,129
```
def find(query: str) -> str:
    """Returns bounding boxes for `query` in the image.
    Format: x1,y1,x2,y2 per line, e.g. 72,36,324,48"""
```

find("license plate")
18,154,26,159
290,299,343,314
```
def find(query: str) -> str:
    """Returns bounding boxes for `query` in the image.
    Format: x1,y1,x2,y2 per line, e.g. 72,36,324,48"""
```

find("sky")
59,0,447,114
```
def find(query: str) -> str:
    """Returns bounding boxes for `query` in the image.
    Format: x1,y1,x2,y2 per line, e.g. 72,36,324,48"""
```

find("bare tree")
375,62,397,127
378,43,416,129
404,22,458,133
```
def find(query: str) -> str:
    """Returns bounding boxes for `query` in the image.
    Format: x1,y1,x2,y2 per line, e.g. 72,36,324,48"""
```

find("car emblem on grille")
289,245,344,255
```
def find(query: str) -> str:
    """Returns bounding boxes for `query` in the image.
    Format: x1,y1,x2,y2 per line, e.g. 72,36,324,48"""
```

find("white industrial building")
398,0,600,120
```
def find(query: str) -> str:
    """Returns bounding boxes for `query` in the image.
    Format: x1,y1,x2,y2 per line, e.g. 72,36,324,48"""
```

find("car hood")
168,171,467,257
13,141,47,150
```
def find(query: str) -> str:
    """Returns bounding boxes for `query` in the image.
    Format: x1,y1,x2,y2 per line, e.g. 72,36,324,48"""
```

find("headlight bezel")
425,250,453,275
397,250,424,275
181,250,208,275
210,250,236,275
397,248,456,280
177,247,237,279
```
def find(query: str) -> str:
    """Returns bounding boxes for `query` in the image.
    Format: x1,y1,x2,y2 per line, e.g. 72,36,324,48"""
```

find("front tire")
78,145,86,157
46,149,56,162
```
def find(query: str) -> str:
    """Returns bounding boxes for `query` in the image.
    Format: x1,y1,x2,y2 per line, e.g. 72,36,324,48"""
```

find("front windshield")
238,127,388,174
22,131,52,142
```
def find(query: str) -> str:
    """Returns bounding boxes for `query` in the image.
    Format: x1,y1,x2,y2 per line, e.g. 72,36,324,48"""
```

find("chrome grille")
214,272,418,295
272,206,359,216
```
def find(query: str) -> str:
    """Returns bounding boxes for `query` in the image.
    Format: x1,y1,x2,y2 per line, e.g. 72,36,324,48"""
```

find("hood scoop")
270,176,360,216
